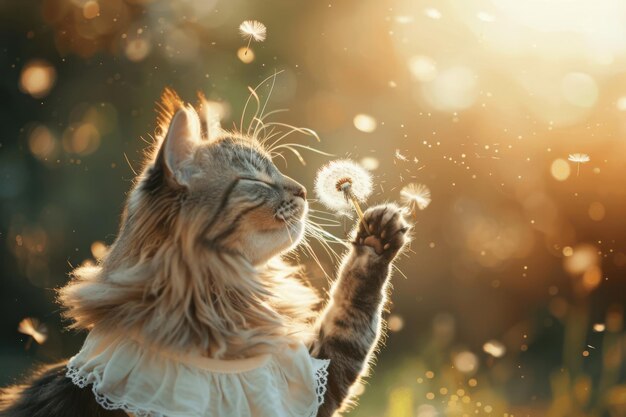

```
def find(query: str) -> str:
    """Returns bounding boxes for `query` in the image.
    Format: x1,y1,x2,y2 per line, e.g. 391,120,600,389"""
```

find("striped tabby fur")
0,89,408,417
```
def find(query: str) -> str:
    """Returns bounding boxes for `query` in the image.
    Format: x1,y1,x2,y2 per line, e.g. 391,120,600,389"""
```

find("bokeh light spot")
82,1,100,19
453,351,479,374
237,47,255,63
561,72,598,108
28,125,58,161
353,113,377,133
564,244,599,276
422,67,477,111
125,38,151,62
19,60,56,99
483,340,506,358
588,202,605,221
360,156,379,171
550,158,570,181
409,55,437,82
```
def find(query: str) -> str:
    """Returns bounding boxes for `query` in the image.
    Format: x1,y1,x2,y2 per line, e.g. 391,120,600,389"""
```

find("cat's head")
124,91,308,266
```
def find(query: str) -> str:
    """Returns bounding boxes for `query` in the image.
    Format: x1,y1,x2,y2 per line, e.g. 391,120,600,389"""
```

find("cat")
0,89,409,417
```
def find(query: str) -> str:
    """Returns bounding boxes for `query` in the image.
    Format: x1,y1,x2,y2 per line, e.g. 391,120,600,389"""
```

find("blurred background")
1,0,625,416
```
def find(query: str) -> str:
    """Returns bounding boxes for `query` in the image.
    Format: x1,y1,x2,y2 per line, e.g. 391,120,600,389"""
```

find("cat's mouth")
274,199,307,223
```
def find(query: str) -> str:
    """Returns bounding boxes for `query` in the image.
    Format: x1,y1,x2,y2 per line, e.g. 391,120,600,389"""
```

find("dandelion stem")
349,193,366,224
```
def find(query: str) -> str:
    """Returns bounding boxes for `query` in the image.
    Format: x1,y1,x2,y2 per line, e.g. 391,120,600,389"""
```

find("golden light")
563,244,599,276
17,317,48,345
125,38,151,62
422,67,477,111
62,123,101,155
550,159,570,181
19,60,56,99
90,241,108,260
237,47,255,63
82,1,100,19
561,72,598,108
416,404,437,417
353,113,377,133
360,156,380,171
386,387,413,417
423,7,442,20
588,202,605,221
387,314,404,332
453,351,479,374
482,340,506,358
463,0,626,59
408,55,437,82
617,96,626,111
582,265,602,291
592,323,606,332
476,11,495,23
28,125,57,161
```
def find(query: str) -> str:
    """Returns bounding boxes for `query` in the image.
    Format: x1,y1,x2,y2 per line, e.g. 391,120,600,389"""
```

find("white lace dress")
66,330,330,417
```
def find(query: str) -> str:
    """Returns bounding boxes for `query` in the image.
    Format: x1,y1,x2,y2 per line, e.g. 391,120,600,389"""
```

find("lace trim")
309,359,330,417
67,358,331,417
66,365,165,417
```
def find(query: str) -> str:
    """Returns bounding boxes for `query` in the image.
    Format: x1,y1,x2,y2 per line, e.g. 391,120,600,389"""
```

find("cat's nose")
293,186,307,200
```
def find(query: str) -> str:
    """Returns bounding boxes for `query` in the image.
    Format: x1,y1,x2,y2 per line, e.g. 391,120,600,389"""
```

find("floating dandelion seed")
568,153,590,176
315,159,373,223
395,149,408,161
401,183,431,211
18,317,48,345
239,20,266,55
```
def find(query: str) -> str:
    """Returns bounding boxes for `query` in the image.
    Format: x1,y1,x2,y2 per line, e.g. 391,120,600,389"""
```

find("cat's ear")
159,106,201,186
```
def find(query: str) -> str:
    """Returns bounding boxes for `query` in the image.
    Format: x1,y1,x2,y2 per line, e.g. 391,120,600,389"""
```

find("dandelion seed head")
315,159,373,212
18,317,48,345
401,183,432,210
568,153,590,163
239,20,267,42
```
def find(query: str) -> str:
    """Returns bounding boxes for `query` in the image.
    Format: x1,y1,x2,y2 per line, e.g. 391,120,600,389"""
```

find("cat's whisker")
257,128,281,148
283,220,295,245
270,151,288,167
258,108,289,122
298,235,332,280
240,86,260,134
272,143,333,155
257,71,279,125
264,124,320,153
303,220,346,264
306,212,341,225
240,71,284,136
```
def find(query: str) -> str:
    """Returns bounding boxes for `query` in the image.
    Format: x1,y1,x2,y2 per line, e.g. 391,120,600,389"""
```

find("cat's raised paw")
354,204,409,261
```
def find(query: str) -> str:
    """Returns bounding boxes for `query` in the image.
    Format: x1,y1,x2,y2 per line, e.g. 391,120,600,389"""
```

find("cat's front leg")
310,204,409,417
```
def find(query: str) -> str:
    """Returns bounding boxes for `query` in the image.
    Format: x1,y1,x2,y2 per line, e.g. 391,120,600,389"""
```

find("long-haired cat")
0,89,408,417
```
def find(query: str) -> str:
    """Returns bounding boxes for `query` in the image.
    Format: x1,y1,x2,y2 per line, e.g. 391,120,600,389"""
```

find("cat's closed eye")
239,177,276,190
